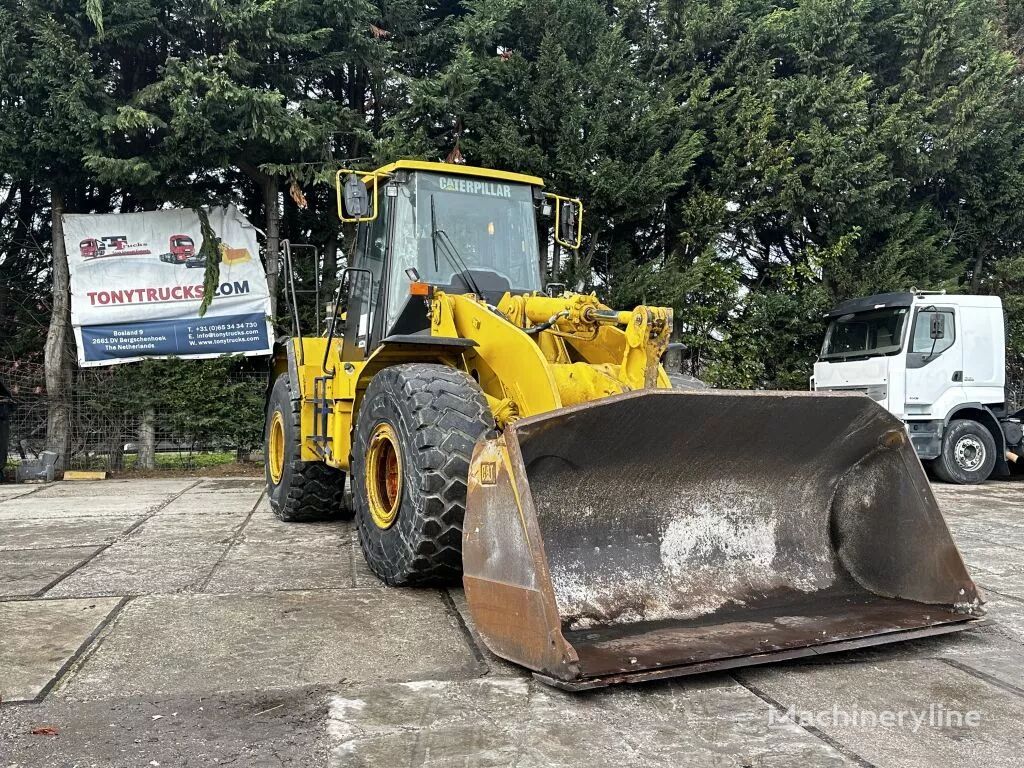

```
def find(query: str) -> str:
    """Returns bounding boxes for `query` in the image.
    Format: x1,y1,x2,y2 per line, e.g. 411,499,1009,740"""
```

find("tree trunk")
44,188,72,473
263,176,281,318
137,406,156,470
970,251,985,293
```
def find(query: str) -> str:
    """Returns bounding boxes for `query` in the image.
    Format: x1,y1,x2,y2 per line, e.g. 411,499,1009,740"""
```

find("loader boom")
265,160,984,690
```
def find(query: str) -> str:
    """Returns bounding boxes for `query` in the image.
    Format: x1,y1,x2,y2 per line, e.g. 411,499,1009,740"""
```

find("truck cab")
813,290,1023,483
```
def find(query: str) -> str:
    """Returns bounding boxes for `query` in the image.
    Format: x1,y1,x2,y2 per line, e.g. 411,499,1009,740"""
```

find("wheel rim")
954,435,986,472
268,411,286,484
366,422,403,529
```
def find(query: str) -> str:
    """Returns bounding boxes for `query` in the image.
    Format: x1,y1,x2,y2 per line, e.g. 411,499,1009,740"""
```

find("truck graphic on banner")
63,206,273,366
78,235,150,259
158,234,197,265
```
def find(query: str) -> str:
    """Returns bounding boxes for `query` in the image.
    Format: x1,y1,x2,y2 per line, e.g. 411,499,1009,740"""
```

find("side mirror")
546,193,583,249
929,312,945,339
335,170,378,223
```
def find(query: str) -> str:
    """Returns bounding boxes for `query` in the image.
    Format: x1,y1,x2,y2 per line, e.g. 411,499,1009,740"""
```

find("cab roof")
368,160,543,188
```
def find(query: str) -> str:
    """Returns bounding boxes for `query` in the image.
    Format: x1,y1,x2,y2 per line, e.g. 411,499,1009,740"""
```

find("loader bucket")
463,389,984,690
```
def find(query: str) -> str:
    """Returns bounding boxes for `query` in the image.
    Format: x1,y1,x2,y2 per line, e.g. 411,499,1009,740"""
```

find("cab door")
904,306,962,413
341,193,392,361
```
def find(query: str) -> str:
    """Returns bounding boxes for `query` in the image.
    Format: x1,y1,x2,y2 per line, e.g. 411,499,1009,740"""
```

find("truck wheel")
931,419,997,485
265,375,350,522
352,364,493,586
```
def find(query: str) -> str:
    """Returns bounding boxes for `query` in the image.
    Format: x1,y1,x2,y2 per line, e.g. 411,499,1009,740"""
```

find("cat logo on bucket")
479,461,498,485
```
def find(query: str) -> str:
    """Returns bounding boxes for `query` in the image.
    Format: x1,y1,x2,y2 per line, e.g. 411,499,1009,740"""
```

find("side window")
910,309,955,357
341,194,391,360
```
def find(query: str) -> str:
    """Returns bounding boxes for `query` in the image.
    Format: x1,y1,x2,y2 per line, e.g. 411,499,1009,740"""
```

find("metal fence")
0,359,266,472
2,355,1022,474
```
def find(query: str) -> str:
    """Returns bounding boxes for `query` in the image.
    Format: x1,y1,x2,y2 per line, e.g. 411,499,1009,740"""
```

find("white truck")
812,290,1023,484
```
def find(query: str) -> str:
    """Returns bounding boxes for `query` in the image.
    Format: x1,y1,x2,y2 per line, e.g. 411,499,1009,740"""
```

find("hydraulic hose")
525,311,570,335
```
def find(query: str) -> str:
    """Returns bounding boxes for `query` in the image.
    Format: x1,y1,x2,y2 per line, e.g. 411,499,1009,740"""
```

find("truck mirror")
335,169,378,223
547,194,583,250
929,312,945,339
342,174,370,219
559,201,577,241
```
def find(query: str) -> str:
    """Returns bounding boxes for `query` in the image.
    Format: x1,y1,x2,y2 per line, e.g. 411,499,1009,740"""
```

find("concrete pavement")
0,477,1021,767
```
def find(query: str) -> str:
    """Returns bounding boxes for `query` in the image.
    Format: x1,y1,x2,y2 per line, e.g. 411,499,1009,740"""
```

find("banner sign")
63,206,274,366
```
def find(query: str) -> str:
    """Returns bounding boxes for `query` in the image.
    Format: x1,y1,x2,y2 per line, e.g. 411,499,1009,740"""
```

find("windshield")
821,308,908,360
386,172,542,329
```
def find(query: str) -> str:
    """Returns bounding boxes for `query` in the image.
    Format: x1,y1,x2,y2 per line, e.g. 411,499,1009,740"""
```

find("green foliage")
2,0,1024,394
114,357,265,451
195,208,223,317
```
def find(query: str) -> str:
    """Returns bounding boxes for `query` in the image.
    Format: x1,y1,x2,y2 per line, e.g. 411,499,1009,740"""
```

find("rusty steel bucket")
463,389,984,690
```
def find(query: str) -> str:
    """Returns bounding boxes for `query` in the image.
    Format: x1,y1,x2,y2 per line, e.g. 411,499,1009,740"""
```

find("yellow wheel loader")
265,160,984,690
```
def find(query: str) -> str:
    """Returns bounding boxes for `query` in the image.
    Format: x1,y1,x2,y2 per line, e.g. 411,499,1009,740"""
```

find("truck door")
904,306,962,412
341,192,392,361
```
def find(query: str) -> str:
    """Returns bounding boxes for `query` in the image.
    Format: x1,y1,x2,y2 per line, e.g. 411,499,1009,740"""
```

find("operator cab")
335,161,577,361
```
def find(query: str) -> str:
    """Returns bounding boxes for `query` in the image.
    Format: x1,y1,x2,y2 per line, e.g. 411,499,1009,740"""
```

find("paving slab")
0,495,171,520
45,541,227,597
129,512,244,544
0,484,40,501
158,490,262,516
29,478,199,497
194,477,267,494
739,657,1024,768
0,515,139,550
57,589,483,699
326,677,853,767
350,538,387,589
971,565,1024,600
0,597,122,702
0,546,100,597
240,503,352,546
204,539,353,593
0,687,330,768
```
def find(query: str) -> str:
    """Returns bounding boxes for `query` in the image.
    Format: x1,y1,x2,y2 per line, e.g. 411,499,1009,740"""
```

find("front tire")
931,419,997,485
265,375,350,521
352,364,493,586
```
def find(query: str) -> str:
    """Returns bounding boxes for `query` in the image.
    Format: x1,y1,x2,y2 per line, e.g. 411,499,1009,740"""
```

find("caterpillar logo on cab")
437,176,512,198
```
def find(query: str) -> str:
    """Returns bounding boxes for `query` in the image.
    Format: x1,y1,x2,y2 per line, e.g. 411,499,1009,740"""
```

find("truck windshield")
821,308,908,360
386,172,542,328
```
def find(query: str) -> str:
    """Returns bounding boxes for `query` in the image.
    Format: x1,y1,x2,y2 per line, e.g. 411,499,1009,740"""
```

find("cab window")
910,309,955,357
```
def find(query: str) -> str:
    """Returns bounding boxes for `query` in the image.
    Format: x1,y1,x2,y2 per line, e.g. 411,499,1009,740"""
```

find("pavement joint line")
963,532,1024,554
0,594,134,707
731,673,880,768
0,483,48,504
440,588,490,672
30,479,205,598
195,489,267,592
977,584,1024,607
26,545,108,599
0,585,387,602
937,658,1024,700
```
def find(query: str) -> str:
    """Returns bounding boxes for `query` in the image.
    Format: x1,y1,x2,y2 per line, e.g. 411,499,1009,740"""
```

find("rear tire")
931,419,997,485
352,364,493,586
265,375,350,522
